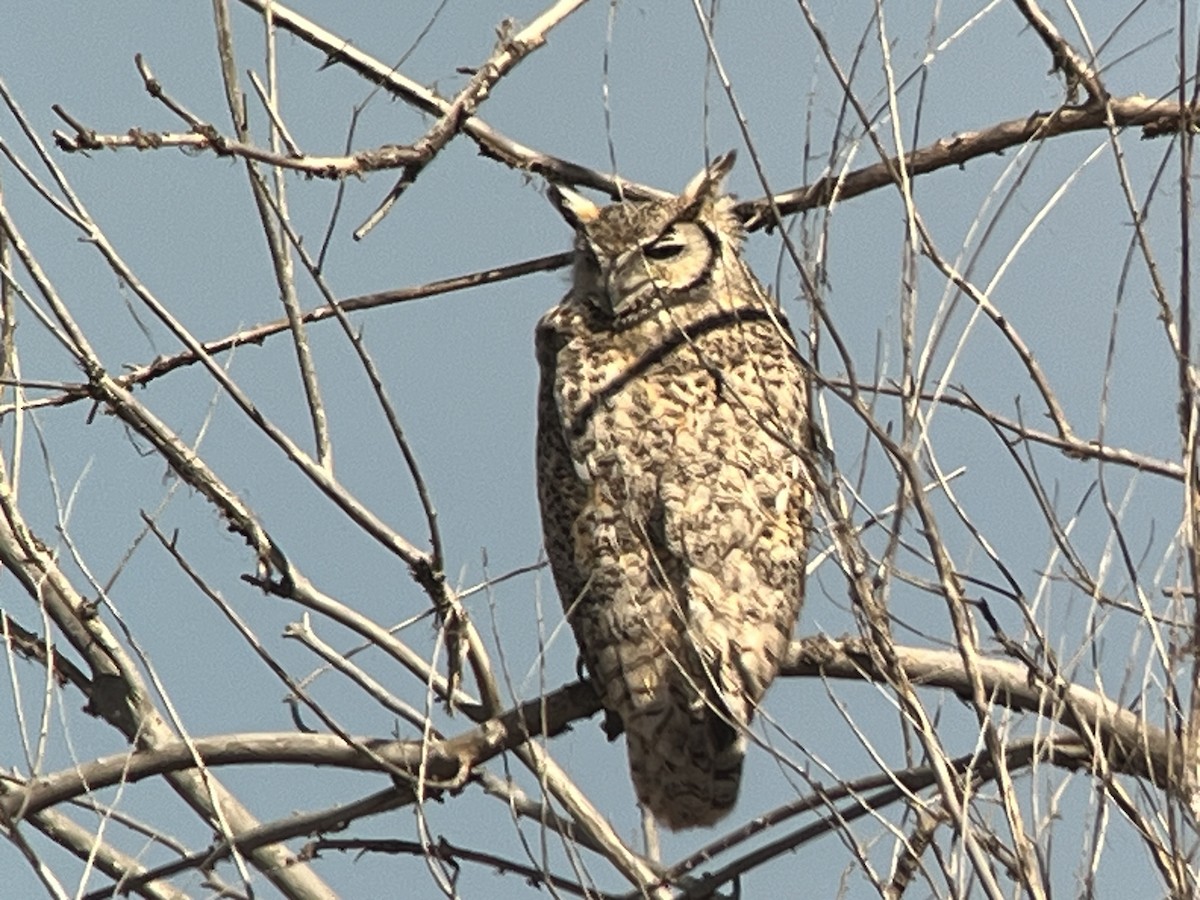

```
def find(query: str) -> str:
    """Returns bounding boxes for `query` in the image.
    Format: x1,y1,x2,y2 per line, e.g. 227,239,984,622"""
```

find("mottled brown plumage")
535,152,811,829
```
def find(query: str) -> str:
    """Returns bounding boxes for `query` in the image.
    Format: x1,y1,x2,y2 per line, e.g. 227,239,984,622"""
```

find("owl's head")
549,152,746,323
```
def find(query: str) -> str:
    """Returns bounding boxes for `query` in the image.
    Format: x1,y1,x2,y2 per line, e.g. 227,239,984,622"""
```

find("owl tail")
625,704,747,830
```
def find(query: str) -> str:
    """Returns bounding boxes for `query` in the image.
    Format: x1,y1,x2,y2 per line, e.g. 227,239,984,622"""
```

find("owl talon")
573,659,626,739
602,708,625,741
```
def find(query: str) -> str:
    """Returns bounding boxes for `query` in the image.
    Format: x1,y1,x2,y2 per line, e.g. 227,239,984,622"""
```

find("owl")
535,152,812,830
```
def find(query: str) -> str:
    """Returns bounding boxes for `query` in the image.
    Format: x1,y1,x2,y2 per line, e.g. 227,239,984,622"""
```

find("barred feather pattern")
535,154,811,829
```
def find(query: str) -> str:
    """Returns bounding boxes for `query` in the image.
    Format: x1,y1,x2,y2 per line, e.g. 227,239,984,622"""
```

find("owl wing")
534,306,592,611
648,319,811,717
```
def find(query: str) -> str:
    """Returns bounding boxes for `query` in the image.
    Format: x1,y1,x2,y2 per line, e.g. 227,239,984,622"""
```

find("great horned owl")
535,152,811,830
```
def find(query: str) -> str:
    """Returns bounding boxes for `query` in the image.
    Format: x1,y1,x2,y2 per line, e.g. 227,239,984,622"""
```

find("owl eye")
642,229,687,261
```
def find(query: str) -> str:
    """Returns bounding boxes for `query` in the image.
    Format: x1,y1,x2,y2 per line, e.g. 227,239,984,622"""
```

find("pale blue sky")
0,2,1188,897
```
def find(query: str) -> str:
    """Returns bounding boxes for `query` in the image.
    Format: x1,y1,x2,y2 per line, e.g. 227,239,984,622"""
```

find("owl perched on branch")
535,152,812,830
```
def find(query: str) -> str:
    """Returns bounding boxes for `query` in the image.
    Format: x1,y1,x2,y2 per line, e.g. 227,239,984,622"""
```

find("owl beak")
594,261,621,316
597,251,654,317
612,251,652,295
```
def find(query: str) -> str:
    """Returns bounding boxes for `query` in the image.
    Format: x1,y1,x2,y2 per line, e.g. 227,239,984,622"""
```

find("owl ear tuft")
548,184,600,228
681,151,737,208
